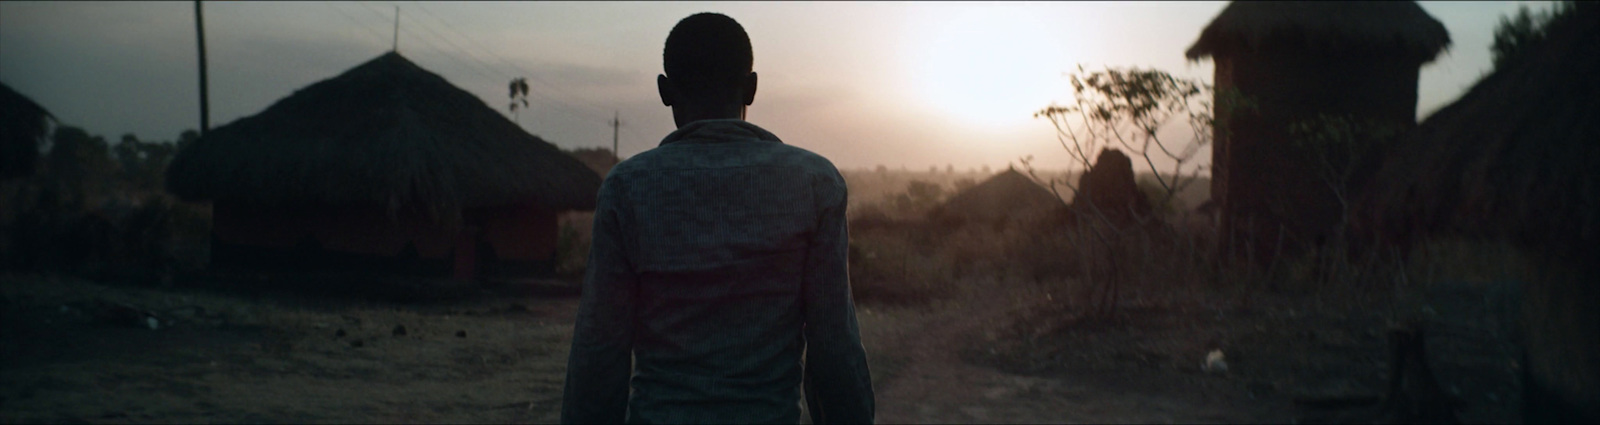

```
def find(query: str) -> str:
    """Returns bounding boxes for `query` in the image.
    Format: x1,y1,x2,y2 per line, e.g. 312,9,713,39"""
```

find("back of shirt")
561,119,874,424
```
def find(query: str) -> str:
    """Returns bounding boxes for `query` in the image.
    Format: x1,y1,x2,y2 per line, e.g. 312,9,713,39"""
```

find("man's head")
659,13,757,127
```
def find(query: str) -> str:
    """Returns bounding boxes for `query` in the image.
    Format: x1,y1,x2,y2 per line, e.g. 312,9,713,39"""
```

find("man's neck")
672,104,746,128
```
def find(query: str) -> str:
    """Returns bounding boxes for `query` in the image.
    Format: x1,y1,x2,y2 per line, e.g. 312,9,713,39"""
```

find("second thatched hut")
1186,1,1450,261
928,167,1065,227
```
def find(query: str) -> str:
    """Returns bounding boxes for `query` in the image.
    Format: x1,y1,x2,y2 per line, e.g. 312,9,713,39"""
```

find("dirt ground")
0,271,1522,423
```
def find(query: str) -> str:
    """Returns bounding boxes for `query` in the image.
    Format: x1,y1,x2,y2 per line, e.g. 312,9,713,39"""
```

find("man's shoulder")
765,143,843,178
609,139,842,181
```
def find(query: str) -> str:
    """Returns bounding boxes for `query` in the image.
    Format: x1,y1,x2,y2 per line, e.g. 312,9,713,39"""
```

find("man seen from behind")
560,12,876,424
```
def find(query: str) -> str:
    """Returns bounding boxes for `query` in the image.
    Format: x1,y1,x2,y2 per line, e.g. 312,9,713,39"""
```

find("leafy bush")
553,220,587,278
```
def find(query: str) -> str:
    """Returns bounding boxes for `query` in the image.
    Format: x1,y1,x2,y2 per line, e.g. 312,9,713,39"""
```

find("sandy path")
866,283,1292,424
2,275,1298,423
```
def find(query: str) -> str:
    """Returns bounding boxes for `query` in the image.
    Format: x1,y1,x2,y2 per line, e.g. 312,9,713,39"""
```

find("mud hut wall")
212,202,313,249
210,201,465,272
214,202,455,257
315,206,454,258
472,203,557,263
1211,58,1234,211
211,200,561,277
1214,50,1422,257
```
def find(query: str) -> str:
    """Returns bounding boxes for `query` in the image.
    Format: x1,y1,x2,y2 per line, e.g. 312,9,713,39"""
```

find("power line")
350,2,494,82
350,3,541,108
405,2,615,118
322,2,390,49
408,3,607,111
374,3,508,81
340,1,631,151
353,2,610,127
407,4,523,79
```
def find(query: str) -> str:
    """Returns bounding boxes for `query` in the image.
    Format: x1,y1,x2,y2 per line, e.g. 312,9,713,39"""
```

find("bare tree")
1020,66,1249,319
1287,114,1401,287
1288,114,1400,238
1030,66,1218,211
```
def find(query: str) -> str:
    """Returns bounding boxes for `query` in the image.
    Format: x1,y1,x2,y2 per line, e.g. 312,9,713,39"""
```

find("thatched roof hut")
929,168,1064,225
166,52,601,278
1186,1,1448,262
1360,5,1600,422
167,51,599,216
1,82,54,180
1186,1,1450,63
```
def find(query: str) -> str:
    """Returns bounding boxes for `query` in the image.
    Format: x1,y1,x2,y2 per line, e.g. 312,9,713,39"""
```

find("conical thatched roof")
930,168,1064,224
1,82,54,180
166,52,601,215
1186,1,1450,63
1359,4,1600,259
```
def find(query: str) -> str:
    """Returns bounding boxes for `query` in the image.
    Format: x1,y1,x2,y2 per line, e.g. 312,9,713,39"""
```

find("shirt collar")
658,119,784,146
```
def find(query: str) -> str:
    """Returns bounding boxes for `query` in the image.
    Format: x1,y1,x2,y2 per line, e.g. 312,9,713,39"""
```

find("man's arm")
561,179,637,424
802,171,875,424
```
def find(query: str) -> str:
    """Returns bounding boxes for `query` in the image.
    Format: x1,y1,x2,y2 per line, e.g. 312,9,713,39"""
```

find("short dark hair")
663,13,753,97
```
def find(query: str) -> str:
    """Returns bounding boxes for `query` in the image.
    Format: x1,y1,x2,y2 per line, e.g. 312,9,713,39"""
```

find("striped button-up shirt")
561,119,874,424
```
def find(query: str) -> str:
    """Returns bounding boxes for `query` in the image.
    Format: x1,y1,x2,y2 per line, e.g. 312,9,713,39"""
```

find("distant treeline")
2,126,209,282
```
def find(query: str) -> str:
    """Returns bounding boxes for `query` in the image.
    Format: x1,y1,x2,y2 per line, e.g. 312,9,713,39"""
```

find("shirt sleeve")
802,170,876,424
561,177,637,424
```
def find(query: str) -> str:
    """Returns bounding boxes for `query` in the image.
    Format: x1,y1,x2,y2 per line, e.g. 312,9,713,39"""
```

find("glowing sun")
905,4,1071,129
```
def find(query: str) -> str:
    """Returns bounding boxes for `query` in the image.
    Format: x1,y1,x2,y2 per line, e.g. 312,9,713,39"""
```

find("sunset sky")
0,1,1556,172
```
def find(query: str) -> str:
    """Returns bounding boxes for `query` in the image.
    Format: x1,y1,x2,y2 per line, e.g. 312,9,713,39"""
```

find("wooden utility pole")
392,6,400,52
195,0,210,136
610,111,622,162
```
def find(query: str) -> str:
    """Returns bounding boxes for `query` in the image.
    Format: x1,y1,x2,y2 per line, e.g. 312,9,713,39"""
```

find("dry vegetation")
0,169,1535,423
838,171,1530,422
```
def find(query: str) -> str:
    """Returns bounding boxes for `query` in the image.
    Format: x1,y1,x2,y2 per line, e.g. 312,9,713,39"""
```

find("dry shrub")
845,206,1226,309
934,222,1013,279
6,194,212,285
841,201,1443,315
846,222,959,305
1402,239,1539,287
548,211,596,279
845,202,896,231
1002,209,1548,333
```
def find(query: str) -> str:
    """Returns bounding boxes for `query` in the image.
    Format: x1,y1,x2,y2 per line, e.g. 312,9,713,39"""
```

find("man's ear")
657,74,675,107
741,72,758,106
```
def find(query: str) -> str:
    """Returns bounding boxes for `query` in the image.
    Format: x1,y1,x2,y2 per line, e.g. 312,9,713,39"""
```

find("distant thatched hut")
929,167,1065,227
166,52,601,279
1360,5,1599,421
1186,1,1450,261
1,82,54,180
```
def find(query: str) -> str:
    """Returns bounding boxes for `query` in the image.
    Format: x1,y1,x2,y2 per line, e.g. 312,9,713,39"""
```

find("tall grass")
842,195,1545,323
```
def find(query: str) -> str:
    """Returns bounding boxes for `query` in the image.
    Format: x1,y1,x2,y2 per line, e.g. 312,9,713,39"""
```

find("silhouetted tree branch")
1031,66,1215,212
